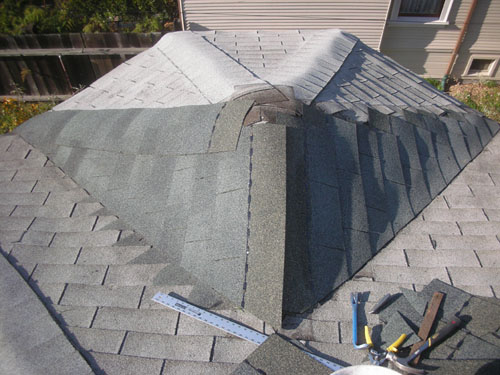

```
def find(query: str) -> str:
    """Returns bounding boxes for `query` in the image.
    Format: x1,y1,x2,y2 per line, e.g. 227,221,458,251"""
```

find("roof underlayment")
14,30,500,328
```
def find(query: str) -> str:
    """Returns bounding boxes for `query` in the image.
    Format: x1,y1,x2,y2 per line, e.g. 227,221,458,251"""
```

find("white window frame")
389,0,454,26
463,55,500,77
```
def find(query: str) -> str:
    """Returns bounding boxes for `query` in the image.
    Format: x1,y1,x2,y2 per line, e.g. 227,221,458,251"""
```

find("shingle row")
283,104,500,314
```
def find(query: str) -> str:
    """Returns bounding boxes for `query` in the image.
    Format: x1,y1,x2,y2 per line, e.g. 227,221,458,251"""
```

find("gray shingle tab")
459,118,483,158
310,181,344,248
327,117,360,174
232,334,331,375
391,116,421,170
0,245,91,375
245,123,287,327
209,100,253,153
9,28,498,352
378,132,405,185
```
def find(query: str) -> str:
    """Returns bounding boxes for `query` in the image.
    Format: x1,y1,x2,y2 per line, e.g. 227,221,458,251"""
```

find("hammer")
385,317,462,374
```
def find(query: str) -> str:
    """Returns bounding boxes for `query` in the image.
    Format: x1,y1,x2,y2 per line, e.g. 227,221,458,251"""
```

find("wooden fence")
0,32,163,99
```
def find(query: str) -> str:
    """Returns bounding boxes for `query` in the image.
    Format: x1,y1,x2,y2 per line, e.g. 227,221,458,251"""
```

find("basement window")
464,57,499,77
389,0,454,25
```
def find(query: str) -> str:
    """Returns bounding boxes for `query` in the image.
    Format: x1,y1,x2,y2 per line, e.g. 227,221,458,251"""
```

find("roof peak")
55,29,358,111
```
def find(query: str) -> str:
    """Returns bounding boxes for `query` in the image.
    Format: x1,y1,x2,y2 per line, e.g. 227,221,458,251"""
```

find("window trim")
389,0,454,25
463,55,499,77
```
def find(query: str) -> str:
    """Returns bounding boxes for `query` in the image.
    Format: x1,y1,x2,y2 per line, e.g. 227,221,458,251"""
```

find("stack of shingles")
375,279,500,374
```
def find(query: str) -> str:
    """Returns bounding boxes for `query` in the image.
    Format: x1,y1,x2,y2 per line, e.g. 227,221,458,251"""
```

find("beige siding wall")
381,0,500,80
181,0,390,49
452,0,500,80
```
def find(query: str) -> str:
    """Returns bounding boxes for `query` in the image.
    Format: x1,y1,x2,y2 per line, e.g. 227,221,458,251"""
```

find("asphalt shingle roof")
2,29,500,374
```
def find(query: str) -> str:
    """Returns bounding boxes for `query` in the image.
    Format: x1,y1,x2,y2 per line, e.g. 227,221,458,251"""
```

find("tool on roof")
351,293,370,349
385,317,462,374
409,292,444,365
369,294,392,314
152,292,344,372
365,327,407,366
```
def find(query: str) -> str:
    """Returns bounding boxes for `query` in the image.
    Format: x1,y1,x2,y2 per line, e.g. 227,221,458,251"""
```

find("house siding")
452,0,500,80
181,0,500,81
380,0,500,80
180,0,390,49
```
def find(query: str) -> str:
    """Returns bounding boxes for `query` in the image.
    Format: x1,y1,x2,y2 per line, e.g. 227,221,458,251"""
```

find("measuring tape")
152,292,344,372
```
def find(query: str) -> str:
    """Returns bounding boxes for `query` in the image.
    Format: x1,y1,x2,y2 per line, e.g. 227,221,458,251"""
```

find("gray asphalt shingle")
2,28,500,375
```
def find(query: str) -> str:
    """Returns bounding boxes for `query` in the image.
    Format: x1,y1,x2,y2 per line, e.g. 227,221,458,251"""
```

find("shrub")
425,78,442,90
0,0,178,34
1,98,54,134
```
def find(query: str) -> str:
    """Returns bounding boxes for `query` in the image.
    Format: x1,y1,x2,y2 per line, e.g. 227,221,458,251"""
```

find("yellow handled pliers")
364,326,407,365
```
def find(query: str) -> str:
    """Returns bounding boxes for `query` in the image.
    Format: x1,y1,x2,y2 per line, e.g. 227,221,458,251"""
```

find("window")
390,0,454,24
464,56,499,77
398,0,445,17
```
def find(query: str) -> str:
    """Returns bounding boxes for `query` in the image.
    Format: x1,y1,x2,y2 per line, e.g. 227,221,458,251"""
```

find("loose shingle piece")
231,334,331,375
374,280,500,374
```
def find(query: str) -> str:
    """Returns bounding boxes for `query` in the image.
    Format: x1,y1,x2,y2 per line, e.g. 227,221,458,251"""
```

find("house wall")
180,0,390,49
181,0,500,81
452,0,500,80
380,0,500,80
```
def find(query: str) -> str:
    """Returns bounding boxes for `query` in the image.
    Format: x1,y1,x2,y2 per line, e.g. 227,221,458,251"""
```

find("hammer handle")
408,318,462,362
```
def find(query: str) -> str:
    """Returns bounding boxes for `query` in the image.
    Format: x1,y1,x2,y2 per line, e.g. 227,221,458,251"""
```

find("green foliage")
484,80,498,89
1,97,54,134
425,78,442,90
0,0,178,34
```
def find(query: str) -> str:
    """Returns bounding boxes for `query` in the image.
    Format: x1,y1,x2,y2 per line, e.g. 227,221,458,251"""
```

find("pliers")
365,326,407,365
351,292,406,364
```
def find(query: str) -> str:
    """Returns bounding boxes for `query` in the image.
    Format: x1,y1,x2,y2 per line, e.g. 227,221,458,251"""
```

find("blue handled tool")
351,292,369,349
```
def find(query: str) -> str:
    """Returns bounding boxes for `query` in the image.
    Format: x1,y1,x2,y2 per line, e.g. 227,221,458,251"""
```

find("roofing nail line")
137,285,146,309
74,247,83,265
240,131,254,309
482,208,489,221
208,102,226,151
490,286,497,298
57,283,68,305
473,250,483,268
403,249,410,267
24,149,32,160
202,33,291,94
48,232,56,247
30,180,39,193
117,331,129,355
42,191,51,206
101,265,110,286
28,263,38,282
8,205,17,217
89,306,99,329
445,267,454,286
159,360,167,375
174,312,180,335
303,128,316,293
156,46,212,104
208,336,217,362
91,216,99,232
10,169,18,182
69,203,77,218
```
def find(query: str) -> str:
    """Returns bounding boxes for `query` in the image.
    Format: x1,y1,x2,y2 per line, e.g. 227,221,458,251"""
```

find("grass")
449,81,500,122
425,78,442,90
1,98,55,135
